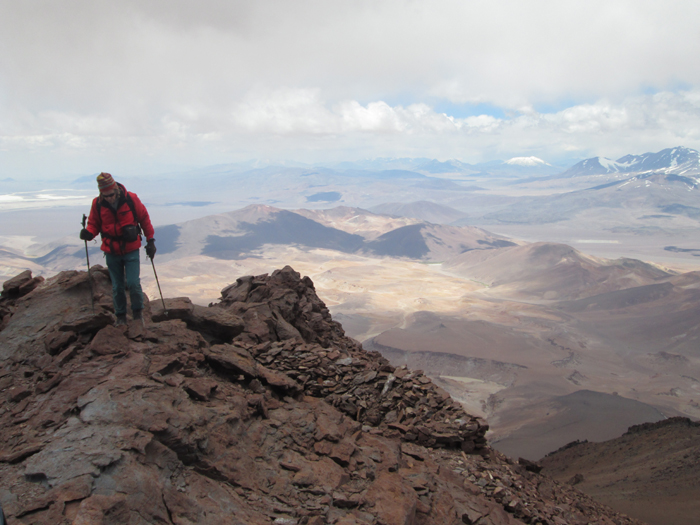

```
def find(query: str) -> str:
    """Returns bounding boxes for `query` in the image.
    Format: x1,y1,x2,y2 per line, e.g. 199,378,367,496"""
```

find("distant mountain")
479,167,700,225
71,174,100,185
505,156,551,167
201,209,367,259
541,417,700,525
0,204,517,277
471,159,563,178
331,157,436,171
417,158,476,174
369,201,469,224
552,270,700,357
331,157,476,174
150,205,517,263
330,157,561,178
442,242,670,301
560,146,700,178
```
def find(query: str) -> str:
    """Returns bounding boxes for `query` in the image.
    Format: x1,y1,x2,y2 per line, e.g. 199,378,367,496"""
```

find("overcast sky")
2,0,700,179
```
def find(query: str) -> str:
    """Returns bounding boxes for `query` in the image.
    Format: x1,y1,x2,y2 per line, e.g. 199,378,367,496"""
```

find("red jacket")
86,183,155,256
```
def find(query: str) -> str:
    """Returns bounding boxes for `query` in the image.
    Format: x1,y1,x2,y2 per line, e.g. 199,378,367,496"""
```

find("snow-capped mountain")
616,146,700,173
505,156,551,167
561,146,700,178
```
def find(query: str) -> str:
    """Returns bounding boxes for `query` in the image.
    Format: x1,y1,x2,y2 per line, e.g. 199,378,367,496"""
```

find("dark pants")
105,249,143,316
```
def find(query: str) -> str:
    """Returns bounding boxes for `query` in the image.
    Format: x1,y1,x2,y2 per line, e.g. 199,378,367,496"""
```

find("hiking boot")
115,314,127,326
133,309,145,327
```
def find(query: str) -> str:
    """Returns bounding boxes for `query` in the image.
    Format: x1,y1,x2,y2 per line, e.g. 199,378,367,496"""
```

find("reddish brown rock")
0,268,646,525
151,297,244,342
363,471,418,525
151,296,195,320
1,270,41,299
183,377,218,401
87,324,131,355
44,329,78,356
7,384,32,403
72,494,131,525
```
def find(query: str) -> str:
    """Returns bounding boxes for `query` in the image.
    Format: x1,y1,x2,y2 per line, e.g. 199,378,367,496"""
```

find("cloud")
6,88,698,161
1,0,700,174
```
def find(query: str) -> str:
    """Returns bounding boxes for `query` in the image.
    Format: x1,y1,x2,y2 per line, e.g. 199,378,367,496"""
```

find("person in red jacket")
80,172,156,325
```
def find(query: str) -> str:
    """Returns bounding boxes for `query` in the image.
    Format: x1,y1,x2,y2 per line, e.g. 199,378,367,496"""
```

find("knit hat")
96,172,117,194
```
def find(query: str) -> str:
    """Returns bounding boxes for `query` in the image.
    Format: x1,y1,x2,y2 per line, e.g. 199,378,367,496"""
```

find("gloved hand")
145,238,156,259
80,228,94,241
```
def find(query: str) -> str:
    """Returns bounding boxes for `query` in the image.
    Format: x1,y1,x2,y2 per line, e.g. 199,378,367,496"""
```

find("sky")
2,0,700,179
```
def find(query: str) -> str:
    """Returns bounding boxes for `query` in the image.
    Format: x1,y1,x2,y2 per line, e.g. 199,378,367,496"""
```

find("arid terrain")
541,417,700,525
3,204,699,467
2,149,700,523
2,148,700,468
0,265,648,525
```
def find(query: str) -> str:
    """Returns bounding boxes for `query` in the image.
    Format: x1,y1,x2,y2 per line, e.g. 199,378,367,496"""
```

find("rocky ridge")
0,266,644,524
541,417,700,525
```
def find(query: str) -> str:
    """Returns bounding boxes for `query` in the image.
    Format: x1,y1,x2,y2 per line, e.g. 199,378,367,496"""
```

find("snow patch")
505,156,550,167
597,157,623,172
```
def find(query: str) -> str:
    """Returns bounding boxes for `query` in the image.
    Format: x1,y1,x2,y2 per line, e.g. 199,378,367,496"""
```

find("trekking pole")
150,256,167,316
81,214,95,313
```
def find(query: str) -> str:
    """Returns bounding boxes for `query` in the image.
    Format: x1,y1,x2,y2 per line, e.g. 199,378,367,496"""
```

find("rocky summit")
0,266,644,525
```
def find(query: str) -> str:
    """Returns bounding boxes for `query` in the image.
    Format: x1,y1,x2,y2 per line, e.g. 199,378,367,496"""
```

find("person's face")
102,189,118,204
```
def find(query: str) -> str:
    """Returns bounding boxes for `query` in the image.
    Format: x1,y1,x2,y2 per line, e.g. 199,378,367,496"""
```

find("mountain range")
474,168,700,225
3,146,699,244
330,156,562,178
84,205,515,267
559,146,700,178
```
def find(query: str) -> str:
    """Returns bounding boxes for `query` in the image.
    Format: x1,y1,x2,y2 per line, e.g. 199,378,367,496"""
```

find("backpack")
96,190,143,246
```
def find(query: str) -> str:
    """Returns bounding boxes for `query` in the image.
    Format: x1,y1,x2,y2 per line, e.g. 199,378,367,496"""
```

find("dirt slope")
541,417,700,525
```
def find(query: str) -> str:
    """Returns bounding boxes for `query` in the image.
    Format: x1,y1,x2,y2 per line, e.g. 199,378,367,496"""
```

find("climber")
80,172,156,326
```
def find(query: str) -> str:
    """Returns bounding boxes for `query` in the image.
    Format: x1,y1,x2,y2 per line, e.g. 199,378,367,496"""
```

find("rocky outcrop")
1,270,44,301
0,267,645,524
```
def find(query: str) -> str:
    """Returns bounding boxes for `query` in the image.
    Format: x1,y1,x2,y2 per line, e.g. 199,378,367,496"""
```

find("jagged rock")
219,266,352,349
151,296,195,320
183,378,218,401
0,268,113,362
151,297,245,342
1,269,44,299
205,343,302,395
568,473,585,485
0,268,646,525
59,311,116,334
7,384,32,403
44,329,78,356
518,457,543,474
87,325,131,355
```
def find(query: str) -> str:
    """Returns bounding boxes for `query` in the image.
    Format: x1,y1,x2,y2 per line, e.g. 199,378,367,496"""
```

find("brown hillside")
541,417,700,525
443,242,670,300
0,267,645,525
491,390,666,461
